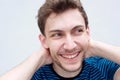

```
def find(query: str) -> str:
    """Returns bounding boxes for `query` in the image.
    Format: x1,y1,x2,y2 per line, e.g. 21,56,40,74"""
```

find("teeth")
62,53,78,59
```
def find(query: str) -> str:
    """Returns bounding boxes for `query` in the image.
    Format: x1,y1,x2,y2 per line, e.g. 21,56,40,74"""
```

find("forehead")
45,9,85,34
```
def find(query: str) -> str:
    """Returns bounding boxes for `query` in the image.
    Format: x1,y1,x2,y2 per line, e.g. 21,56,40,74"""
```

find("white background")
0,0,120,75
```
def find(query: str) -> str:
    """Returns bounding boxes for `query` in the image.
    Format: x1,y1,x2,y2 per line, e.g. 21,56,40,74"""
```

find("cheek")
77,34,89,48
48,40,63,62
47,40,63,55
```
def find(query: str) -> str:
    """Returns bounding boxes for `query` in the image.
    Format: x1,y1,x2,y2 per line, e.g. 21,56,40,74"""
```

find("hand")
35,47,52,69
85,39,95,58
42,48,53,65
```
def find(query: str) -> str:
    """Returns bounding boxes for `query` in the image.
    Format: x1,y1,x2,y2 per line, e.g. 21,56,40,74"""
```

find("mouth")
60,51,80,59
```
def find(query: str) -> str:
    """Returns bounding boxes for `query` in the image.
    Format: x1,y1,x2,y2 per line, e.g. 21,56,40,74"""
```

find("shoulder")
83,56,120,79
84,56,119,68
31,64,53,79
31,64,59,80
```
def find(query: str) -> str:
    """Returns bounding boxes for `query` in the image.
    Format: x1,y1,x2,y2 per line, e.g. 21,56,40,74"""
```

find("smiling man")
42,8,89,78
31,0,120,79
0,0,120,80
36,0,90,78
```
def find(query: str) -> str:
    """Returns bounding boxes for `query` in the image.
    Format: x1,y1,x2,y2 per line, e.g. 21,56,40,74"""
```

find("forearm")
0,52,44,80
90,40,120,64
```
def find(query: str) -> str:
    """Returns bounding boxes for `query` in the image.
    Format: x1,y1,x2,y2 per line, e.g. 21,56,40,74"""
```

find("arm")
88,40,120,64
0,48,52,80
88,40,120,80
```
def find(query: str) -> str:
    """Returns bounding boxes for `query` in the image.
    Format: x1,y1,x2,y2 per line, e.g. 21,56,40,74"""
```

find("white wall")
0,0,120,75
82,0,120,44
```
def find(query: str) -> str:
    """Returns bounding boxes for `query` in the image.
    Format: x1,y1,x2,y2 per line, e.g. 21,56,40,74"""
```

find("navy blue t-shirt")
31,56,120,80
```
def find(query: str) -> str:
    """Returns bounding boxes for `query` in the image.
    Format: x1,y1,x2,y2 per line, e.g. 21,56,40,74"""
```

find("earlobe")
39,34,49,49
87,26,90,36
86,26,90,39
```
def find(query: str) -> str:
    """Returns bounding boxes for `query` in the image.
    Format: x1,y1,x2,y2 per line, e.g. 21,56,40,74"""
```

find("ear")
86,26,90,39
39,34,49,49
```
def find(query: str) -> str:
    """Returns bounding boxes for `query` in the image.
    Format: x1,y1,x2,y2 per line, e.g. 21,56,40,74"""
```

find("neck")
53,63,82,78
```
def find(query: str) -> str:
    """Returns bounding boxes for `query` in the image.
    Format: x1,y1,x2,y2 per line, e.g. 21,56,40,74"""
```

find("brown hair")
37,0,88,35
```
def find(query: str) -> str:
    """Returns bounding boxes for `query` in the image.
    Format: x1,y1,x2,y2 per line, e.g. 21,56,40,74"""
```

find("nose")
63,35,77,50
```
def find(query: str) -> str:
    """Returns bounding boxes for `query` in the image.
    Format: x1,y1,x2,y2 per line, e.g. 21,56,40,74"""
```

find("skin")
0,9,120,80
40,8,90,78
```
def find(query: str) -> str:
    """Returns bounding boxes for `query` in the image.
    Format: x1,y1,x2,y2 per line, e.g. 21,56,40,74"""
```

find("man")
0,0,120,80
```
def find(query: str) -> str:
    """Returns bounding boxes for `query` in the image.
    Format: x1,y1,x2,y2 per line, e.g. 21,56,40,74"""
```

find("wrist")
88,40,98,56
31,50,46,69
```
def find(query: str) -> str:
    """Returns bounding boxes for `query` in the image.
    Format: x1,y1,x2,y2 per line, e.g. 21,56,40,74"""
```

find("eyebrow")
72,25,85,31
48,25,85,33
49,30,63,33
75,25,84,28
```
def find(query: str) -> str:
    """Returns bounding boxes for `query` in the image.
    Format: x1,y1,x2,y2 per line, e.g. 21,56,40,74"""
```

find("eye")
74,28,83,34
76,29,83,32
51,33,63,38
53,33,62,36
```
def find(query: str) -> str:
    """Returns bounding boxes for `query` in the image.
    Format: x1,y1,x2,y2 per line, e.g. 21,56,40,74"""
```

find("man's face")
40,9,90,76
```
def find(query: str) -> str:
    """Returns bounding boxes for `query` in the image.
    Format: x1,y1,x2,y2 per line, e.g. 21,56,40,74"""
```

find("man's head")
38,0,90,78
37,0,88,35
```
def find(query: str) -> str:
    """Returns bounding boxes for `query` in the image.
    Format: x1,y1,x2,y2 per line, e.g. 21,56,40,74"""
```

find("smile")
61,51,80,59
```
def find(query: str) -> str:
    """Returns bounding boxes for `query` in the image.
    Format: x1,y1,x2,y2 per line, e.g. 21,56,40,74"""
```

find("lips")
60,51,80,59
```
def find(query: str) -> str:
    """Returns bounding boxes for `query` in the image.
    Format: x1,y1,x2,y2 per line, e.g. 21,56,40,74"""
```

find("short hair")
37,0,88,35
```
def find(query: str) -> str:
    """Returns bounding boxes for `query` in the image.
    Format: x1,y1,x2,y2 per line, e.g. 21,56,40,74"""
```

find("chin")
62,62,82,72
